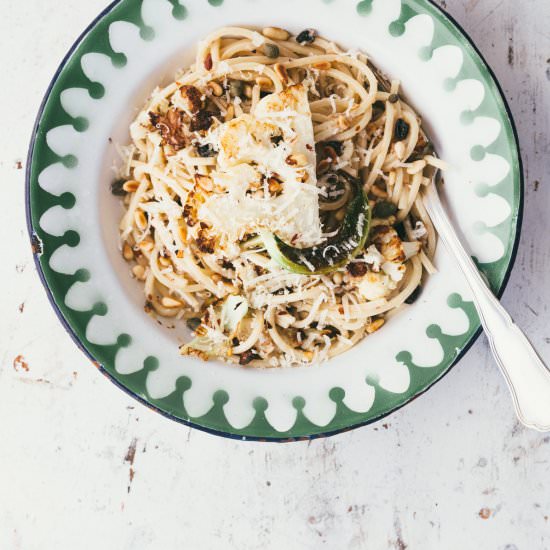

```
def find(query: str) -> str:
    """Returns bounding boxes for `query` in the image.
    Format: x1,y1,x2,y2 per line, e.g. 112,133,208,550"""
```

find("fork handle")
424,183,550,431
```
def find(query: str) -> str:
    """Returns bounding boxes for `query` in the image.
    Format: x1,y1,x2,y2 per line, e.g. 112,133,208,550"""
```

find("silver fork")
423,177,550,431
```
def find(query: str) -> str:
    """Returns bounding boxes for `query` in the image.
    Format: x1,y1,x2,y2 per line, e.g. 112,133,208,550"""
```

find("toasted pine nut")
262,27,289,41
394,141,406,160
134,210,148,230
255,76,273,89
274,63,288,84
122,180,139,193
159,256,171,267
332,272,343,285
161,296,183,308
207,81,223,97
123,243,134,261
335,209,346,222
313,61,331,70
366,318,385,334
211,273,222,283
132,265,146,280
224,104,235,122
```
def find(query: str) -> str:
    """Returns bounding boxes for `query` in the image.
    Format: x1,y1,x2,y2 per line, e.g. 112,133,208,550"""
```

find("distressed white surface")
0,1,549,548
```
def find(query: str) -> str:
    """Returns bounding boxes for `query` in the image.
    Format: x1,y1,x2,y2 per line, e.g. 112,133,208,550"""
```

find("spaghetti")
115,26,440,367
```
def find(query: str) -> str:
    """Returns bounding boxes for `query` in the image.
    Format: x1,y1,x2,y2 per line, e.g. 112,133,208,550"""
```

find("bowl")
26,0,522,441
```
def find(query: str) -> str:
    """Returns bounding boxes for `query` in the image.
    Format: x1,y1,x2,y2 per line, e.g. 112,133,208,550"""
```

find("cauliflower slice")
359,227,422,290
363,244,384,272
358,272,397,300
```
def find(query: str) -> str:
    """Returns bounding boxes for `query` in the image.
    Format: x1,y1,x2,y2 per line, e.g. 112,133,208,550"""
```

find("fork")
423,177,550,431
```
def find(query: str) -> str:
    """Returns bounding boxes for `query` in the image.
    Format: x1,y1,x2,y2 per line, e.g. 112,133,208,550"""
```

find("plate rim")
25,0,524,442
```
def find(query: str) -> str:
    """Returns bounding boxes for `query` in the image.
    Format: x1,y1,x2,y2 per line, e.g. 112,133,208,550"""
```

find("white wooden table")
1,1,549,548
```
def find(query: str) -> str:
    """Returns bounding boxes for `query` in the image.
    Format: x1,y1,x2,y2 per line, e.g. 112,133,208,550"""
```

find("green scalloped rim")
26,0,522,441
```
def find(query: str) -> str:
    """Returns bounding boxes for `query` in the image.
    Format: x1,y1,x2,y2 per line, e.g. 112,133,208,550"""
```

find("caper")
239,350,261,365
186,317,202,332
395,118,410,141
110,179,126,196
229,80,244,97
296,28,317,45
373,201,398,218
197,143,217,157
405,286,422,305
264,43,280,59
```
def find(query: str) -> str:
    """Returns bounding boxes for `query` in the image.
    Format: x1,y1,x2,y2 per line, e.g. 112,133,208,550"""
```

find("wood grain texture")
0,1,549,548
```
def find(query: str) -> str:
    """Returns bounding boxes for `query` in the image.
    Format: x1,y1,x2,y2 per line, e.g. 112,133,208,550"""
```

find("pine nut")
161,296,183,308
255,76,273,89
132,265,146,280
211,273,222,283
335,208,346,222
313,61,331,70
332,272,343,285
262,27,289,41
123,243,134,261
159,256,171,267
337,115,348,130
366,318,385,334
243,84,253,99
224,104,235,122
394,141,406,160
122,180,139,193
134,210,148,230
207,81,223,97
